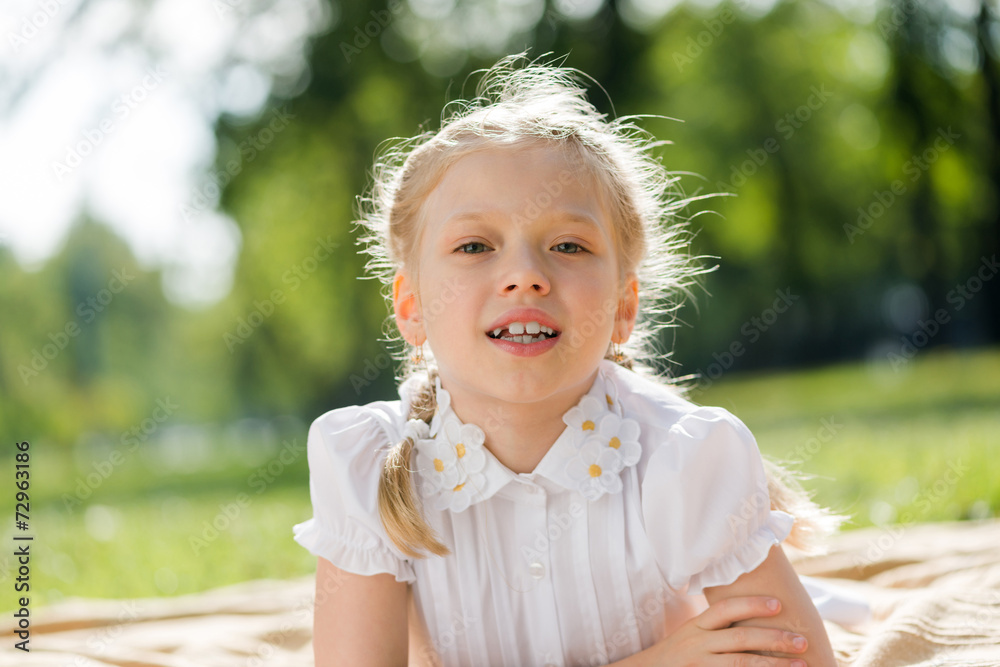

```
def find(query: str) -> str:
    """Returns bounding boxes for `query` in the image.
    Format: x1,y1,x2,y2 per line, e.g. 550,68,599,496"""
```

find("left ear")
612,275,639,344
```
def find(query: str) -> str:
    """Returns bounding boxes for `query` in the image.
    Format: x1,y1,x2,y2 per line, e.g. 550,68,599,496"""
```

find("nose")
499,245,550,295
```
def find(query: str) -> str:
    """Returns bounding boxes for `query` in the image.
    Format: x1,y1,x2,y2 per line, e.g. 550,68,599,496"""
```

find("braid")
377,368,451,559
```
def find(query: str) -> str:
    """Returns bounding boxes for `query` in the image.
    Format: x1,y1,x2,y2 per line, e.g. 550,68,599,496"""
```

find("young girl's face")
394,142,638,416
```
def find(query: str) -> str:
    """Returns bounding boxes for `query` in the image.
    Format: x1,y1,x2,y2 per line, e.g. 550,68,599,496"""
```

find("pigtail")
377,369,451,559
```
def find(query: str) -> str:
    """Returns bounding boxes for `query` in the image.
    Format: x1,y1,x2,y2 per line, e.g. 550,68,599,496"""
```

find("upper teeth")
494,321,553,336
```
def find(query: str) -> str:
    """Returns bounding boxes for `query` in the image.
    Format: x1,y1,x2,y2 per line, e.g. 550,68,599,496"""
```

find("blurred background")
1,0,998,608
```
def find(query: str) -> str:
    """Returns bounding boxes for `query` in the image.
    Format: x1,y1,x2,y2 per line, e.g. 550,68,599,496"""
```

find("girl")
294,55,856,666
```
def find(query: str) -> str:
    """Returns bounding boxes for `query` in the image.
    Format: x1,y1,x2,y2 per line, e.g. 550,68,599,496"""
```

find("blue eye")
553,241,584,254
457,242,488,254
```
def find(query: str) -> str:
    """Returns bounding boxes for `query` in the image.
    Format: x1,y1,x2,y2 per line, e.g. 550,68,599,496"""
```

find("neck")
441,369,599,474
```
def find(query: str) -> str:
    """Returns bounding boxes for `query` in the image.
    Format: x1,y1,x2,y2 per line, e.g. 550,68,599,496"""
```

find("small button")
529,561,545,579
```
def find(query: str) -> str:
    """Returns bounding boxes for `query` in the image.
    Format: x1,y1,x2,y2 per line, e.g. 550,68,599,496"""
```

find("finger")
695,596,782,631
709,627,809,656
709,658,808,667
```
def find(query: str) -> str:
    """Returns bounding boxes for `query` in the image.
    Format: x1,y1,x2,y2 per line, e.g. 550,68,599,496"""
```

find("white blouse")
293,360,798,666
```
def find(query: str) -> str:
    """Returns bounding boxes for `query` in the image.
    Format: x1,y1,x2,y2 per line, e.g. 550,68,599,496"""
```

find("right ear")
393,271,425,346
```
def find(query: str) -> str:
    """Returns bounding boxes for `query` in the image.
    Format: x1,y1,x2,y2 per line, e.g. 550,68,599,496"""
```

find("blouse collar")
406,361,642,513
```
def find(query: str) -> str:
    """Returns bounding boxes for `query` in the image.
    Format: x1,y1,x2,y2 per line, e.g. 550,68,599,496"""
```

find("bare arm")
313,556,409,667
601,594,810,667
704,544,836,666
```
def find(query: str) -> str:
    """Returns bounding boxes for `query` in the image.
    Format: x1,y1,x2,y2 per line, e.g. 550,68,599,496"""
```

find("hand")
646,596,809,667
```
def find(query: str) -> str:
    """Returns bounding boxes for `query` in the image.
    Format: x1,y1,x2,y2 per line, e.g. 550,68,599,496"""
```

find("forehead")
420,142,609,230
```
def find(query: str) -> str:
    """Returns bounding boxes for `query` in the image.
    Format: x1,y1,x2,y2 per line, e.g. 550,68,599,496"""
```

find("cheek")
569,268,619,304
419,277,476,332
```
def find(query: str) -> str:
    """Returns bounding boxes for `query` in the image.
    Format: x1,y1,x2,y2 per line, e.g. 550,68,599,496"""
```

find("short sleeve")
292,406,416,583
640,406,794,596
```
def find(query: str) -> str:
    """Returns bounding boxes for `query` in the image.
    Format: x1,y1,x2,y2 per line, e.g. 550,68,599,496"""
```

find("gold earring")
411,343,424,366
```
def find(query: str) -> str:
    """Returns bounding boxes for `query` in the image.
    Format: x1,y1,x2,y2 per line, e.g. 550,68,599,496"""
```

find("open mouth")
486,320,560,344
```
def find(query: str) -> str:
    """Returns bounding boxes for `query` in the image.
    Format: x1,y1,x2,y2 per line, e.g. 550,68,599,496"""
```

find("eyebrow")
442,209,602,229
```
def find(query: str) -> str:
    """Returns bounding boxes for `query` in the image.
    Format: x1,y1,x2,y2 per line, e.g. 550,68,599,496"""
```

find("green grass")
8,346,999,610
693,346,1000,530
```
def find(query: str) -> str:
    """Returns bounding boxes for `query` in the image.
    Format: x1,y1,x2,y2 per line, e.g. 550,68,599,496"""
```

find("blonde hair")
359,54,839,559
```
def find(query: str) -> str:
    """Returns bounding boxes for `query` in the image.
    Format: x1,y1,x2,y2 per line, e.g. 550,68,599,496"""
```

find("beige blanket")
5,520,999,666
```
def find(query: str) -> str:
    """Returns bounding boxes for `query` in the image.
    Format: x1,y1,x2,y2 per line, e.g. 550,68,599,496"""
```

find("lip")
484,308,561,334
487,333,559,357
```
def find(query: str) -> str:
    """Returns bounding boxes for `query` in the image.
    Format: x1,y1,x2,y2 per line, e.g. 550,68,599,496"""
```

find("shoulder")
603,360,750,441
308,373,423,460
604,364,794,593
304,399,405,519
304,386,416,512
309,399,405,452
601,360,758,476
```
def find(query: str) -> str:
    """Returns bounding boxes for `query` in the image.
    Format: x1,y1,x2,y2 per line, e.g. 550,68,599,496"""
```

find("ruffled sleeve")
640,406,794,596
292,406,416,583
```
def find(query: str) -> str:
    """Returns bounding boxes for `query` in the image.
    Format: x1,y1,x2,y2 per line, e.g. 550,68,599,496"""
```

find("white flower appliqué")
592,413,641,466
563,395,607,445
562,386,641,500
413,365,641,508
566,438,624,501
415,416,487,512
